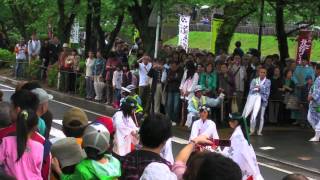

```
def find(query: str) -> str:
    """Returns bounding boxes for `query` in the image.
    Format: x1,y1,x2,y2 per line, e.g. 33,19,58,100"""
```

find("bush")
75,74,86,97
0,48,15,67
79,59,86,72
48,64,58,88
27,60,42,80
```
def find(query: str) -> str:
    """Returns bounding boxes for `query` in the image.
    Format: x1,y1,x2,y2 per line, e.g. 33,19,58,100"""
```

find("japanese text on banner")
178,15,190,52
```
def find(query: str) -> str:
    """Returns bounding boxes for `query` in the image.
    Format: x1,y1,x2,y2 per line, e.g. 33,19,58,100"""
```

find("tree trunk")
215,19,239,54
275,0,289,66
92,0,105,53
57,0,80,44
85,0,93,55
128,2,156,55
215,3,255,54
105,13,124,57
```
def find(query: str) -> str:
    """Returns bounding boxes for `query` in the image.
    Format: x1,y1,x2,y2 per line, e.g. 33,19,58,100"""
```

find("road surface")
1,83,319,179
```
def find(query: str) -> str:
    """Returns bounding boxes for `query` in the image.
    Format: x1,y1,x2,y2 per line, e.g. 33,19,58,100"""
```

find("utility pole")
154,0,161,59
258,0,265,53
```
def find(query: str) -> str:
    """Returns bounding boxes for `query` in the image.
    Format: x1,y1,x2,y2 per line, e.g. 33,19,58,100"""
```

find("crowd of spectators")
12,32,317,128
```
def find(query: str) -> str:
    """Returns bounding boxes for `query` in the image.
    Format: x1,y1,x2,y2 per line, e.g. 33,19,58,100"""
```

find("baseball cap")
63,107,88,128
51,137,85,169
95,116,114,134
82,123,110,155
31,88,53,104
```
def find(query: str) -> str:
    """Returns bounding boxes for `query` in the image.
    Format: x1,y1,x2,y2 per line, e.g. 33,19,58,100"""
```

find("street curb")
256,152,320,175
0,75,116,115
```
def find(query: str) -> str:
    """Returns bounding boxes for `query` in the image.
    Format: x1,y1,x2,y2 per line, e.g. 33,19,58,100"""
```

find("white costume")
242,77,271,134
189,119,219,141
222,126,263,180
112,111,139,156
160,138,174,164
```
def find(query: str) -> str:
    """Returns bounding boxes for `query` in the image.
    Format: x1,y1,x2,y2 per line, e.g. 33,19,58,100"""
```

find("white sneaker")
250,131,255,136
309,136,319,142
172,122,177,126
257,132,263,136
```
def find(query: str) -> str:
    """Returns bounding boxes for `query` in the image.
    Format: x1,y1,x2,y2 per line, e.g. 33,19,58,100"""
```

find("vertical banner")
70,20,80,44
210,18,224,53
178,15,190,51
296,30,313,64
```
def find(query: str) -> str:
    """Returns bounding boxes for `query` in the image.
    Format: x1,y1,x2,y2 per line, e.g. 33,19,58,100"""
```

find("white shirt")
112,111,139,156
160,138,174,164
189,119,219,141
85,58,95,77
15,44,27,60
112,70,123,89
139,62,152,86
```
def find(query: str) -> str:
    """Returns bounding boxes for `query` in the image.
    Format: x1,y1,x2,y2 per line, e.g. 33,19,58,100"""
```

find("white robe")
222,126,263,180
160,138,174,164
112,111,139,156
189,119,219,141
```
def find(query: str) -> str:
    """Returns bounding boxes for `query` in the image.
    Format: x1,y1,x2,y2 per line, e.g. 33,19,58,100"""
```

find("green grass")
165,32,320,61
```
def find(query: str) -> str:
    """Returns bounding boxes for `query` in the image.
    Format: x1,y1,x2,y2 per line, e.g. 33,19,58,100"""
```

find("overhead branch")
286,22,314,36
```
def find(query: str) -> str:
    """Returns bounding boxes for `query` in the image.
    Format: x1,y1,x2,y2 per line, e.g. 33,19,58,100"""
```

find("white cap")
31,88,53,104
194,85,203,92
63,43,69,48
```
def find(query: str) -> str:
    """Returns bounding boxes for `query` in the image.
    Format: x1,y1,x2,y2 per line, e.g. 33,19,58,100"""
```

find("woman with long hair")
179,60,199,125
222,113,263,180
0,109,43,180
112,97,139,156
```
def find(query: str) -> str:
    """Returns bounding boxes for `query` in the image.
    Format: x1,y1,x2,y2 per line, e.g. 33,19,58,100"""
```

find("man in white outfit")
243,67,271,136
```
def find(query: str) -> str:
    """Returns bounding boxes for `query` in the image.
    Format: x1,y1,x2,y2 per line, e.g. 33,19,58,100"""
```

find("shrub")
27,60,42,80
48,64,58,88
0,48,15,67
75,74,86,97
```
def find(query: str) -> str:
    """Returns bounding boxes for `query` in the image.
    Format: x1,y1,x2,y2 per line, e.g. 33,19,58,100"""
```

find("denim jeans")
85,76,95,99
15,59,25,78
166,91,180,123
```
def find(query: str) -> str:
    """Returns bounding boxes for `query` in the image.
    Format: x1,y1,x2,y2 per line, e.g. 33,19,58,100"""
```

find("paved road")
1,83,319,180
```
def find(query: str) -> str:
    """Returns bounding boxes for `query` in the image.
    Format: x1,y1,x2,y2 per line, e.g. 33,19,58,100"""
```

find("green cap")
228,112,243,121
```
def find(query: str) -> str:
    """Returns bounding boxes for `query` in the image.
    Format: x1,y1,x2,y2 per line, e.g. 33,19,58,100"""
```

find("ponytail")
16,109,38,161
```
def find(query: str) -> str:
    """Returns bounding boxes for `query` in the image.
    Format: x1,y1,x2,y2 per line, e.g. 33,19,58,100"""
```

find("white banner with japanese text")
178,15,191,52
70,20,80,44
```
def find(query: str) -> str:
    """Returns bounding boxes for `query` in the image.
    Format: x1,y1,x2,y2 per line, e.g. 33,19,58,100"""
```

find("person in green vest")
186,85,225,128
52,123,121,180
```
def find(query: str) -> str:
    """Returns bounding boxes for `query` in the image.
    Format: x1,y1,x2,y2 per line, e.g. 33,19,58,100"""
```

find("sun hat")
63,107,88,128
51,137,85,169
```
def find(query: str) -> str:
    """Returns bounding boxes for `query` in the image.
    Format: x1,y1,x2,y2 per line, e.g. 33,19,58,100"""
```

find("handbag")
285,95,299,110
